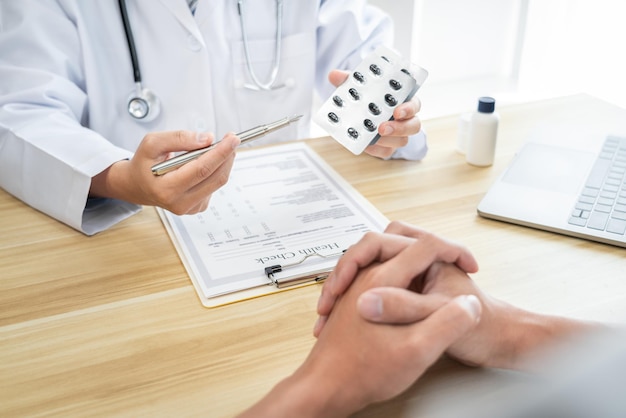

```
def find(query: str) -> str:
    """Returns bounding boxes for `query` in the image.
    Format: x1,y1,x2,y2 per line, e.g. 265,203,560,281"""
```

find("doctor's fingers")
364,136,408,159
171,133,240,190
378,114,422,139
158,152,236,215
328,69,350,87
141,130,216,158
185,199,211,215
394,97,422,120
153,138,237,214
184,146,238,202
374,98,421,139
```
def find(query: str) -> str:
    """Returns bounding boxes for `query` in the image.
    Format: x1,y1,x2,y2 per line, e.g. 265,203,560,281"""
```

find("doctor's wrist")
89,160,134,203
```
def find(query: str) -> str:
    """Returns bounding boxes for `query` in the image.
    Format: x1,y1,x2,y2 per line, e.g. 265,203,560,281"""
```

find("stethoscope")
237,0,288,91
118,0,161,121
118,0,287,121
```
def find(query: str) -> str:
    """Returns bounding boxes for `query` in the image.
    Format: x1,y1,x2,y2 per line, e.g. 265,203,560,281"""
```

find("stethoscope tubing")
118,0,142,84
118,0,286,120
237,0,284,91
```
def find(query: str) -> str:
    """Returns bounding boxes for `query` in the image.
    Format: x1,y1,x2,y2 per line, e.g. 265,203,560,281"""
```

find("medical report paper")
157,142,388,307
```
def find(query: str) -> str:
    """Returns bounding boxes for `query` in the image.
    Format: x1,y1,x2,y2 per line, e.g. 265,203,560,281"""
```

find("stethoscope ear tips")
127,84,160,121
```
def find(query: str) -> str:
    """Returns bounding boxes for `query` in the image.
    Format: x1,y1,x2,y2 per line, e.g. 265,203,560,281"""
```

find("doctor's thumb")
328,69,349,87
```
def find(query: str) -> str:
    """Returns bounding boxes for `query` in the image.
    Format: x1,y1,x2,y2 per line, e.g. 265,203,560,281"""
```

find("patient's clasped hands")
317,221,570,373
240,221,594,417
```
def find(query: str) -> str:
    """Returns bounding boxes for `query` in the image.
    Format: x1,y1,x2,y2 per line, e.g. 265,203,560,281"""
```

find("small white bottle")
466,97,499,167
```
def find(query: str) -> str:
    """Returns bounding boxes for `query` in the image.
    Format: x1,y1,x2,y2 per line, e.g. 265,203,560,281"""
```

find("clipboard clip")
264,250,345,289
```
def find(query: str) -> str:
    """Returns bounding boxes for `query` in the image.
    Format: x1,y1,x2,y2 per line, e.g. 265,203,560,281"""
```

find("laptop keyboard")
568,136,626,235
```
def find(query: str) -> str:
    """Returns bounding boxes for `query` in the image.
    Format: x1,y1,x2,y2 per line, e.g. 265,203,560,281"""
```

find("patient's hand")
315,221,478,336
238,263,481,418
358,262,600,371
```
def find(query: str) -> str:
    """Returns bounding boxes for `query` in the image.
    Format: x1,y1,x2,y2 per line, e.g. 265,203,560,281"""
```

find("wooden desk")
2,94,626,417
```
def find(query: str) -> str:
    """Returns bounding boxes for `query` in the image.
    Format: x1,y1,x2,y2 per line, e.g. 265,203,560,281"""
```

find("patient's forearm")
494,307,604,372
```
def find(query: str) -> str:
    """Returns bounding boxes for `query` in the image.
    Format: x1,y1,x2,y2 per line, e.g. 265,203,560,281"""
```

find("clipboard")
157,142,388,308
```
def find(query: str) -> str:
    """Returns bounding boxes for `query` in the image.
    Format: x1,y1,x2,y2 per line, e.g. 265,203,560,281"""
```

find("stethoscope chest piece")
119,0,161,121
127,83,161,121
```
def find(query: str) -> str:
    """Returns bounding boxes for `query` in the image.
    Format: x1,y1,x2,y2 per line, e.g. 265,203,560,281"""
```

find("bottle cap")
477,97,496,113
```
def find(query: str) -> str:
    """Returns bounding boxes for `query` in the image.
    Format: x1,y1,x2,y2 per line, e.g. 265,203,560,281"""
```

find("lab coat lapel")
157,0,206,48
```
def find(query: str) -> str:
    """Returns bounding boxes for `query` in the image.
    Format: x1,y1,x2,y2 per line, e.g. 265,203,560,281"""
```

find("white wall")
518,0,626,109
373,0,626,119
368,0,415,60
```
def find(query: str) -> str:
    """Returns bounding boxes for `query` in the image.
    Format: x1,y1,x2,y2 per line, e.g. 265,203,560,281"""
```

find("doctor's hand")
90,130,240,214
328,70,423,159
314,221,479,337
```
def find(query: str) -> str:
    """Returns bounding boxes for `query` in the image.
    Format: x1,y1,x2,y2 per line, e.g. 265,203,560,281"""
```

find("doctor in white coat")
0,0,428,235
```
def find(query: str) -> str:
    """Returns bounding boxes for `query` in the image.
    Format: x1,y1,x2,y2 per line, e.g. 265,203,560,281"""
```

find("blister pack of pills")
314,46,428,155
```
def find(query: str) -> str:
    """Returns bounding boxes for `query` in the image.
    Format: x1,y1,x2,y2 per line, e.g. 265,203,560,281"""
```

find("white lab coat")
0,0,427,235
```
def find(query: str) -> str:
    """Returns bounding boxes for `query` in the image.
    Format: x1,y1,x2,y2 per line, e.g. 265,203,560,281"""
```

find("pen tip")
290,114,304,122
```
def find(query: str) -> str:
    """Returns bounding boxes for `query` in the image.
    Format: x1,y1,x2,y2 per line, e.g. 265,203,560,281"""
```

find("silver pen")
151,114,303,176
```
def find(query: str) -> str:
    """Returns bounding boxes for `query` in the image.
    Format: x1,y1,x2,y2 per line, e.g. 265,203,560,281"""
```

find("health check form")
158,142,388,307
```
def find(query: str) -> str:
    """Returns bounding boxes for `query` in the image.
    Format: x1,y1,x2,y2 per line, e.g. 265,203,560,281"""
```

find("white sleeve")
389,130,428,161
0,0,140,235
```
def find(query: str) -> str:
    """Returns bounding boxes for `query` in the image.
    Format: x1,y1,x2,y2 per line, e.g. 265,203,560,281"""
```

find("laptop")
477,123,626,248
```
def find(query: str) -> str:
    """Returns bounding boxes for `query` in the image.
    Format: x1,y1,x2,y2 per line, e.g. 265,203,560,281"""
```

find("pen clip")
265,266,330,289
